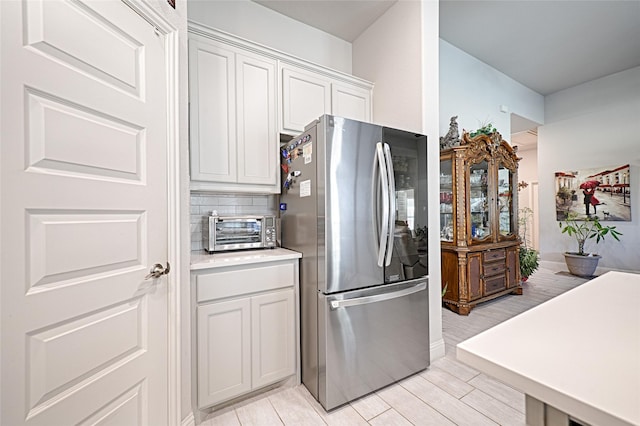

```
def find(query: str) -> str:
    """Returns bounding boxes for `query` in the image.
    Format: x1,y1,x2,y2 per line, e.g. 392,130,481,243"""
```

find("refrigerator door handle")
375,142,389,267
330,282,427,309
383,143,396,266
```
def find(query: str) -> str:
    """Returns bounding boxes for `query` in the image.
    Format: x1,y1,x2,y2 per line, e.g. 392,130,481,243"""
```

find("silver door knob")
145,262,170,280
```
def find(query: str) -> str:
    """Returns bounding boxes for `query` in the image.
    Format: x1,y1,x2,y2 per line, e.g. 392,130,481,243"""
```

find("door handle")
330,282,427,309
383,143,395,267
145,262,170,280
375,142,390,267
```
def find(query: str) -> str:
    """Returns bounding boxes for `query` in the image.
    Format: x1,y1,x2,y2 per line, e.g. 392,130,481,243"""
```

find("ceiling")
253,0,640,149
254,0,396,43
254,0,640,96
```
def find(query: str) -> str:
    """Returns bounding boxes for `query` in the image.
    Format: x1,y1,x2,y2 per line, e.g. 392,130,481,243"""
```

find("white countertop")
191,248,301,271
457,271,640,426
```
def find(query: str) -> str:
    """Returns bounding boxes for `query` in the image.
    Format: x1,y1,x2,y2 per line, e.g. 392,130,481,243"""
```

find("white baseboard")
181,412,195,426
430,337,446,362
539,259,639,276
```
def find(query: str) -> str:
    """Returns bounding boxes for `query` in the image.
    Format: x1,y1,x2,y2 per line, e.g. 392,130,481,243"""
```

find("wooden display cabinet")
440,132,522,315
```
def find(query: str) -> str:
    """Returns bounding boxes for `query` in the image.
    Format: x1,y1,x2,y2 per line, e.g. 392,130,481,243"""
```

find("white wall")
440,39,544,139
187,0,352,73
353,0,445,361
539,66,640,272
353,1,423,132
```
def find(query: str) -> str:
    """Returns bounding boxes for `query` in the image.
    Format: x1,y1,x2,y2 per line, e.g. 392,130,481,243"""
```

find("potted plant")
518,207,539,281
469,122,497,138
558,212,623,277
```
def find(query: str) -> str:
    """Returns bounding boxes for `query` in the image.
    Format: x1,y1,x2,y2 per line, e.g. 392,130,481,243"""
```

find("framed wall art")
555,164,631,221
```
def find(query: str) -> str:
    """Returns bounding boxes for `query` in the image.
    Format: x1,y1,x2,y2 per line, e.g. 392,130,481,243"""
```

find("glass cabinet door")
469,160,490,242
439,158,454,242
497,163,515,238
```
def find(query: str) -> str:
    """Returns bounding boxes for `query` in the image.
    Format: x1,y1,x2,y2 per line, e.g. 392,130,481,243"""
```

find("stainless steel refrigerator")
280,115,430,410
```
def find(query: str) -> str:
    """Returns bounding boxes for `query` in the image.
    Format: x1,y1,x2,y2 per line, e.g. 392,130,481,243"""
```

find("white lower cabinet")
251,290,295,388
197,298,251,406
194,258,299,409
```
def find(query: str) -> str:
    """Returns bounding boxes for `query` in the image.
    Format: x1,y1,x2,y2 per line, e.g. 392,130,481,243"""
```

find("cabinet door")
467,253,482,300
281,66,331,134
497,161,517,240
331,83,371,123
236,53,278,186
189,39,237,183
506,246,519,287
251,289,295,388
197,298,251,408
468,160,492,244
439,156,455,242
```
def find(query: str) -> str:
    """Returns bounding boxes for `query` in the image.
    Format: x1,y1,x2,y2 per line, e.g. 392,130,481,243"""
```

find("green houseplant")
558,212,623,277
519,248,539,281
469,122,497,138
518,207,539,281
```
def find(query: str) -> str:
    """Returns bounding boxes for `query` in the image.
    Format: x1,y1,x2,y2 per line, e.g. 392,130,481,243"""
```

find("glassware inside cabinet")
469,161,490,240
439,158,454,241
498,163,514,236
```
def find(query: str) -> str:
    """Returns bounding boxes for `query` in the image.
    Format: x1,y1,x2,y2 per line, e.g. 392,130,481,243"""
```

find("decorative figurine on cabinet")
440,116,460,150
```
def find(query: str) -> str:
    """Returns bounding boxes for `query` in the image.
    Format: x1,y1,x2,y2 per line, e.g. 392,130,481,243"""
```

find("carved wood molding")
454,151,467,245
457,255,469,301
461,132,519,170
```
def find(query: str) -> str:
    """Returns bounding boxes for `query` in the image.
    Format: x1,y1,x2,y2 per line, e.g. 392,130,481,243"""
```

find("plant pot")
563,252,601,277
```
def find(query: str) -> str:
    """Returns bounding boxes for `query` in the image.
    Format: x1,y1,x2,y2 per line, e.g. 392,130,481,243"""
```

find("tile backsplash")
190,193,279,251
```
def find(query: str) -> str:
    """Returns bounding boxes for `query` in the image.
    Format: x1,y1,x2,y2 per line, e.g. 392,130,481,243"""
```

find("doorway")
511,114,539,251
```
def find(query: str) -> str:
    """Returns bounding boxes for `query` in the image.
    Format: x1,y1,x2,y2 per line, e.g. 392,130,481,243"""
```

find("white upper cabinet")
332,82,372,124
236,53,278,186
280,64,373,135
281,66,331,134
189,34,279,193
188,24,373,192
189,40,237,184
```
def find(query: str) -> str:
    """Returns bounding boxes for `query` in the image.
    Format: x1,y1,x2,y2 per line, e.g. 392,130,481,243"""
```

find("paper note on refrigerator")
303,143,312,164
300,179,311,197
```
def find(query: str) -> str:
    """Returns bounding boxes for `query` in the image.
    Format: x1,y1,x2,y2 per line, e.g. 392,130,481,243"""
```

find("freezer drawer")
316,278,429,410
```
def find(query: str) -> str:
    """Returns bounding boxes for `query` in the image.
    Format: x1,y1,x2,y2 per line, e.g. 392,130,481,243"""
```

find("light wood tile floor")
202,264,589,426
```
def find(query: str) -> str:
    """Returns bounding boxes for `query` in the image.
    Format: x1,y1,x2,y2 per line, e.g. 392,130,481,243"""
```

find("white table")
457,271,640,426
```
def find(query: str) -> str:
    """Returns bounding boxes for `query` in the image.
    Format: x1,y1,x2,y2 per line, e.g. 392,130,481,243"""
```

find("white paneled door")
1,1,171,425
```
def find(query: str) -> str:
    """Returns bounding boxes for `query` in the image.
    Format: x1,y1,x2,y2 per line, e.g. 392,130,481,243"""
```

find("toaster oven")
204,215,277,252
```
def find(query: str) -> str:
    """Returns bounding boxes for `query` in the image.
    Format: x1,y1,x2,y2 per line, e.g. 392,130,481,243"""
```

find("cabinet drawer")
483,249,506,262
483,262,506,277
197,262,295,303
484,275,506,294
